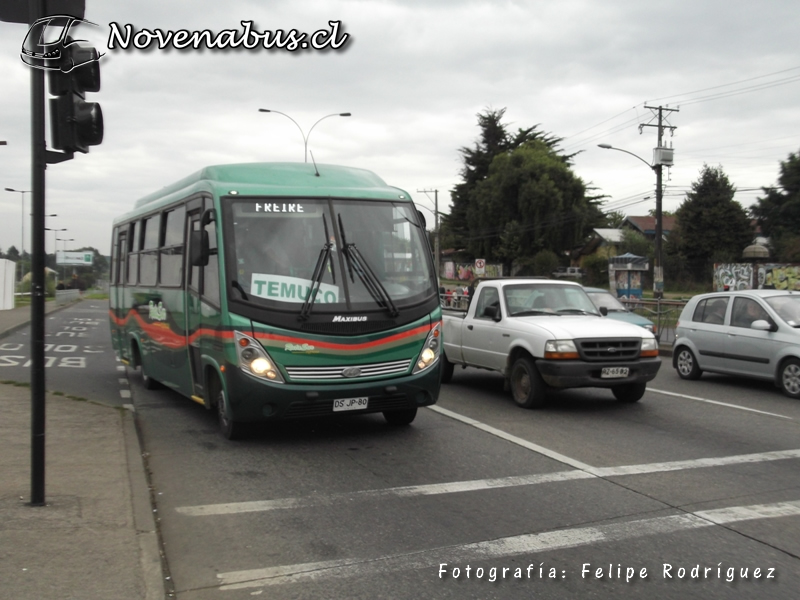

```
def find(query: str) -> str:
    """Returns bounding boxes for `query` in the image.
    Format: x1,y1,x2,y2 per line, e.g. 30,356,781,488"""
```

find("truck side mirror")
190,229,209,267
599,306,608,316
484,303,502,321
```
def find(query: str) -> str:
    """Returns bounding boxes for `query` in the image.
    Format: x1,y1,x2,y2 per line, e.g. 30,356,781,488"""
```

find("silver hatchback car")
673,290,800,398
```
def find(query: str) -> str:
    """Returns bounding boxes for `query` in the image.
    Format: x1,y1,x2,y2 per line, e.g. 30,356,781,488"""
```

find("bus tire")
383,408,417,426
213,380,246,440
133,342,160,390
441,353,454,383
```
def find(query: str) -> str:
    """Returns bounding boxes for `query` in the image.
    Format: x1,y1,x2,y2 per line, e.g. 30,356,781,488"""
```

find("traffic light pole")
29,0,47,507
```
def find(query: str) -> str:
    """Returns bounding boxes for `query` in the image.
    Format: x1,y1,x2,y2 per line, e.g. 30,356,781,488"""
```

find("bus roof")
115,162,413,223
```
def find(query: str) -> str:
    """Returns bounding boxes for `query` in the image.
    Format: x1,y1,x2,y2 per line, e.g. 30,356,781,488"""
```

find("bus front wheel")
213,383,246,440
383,408,417,426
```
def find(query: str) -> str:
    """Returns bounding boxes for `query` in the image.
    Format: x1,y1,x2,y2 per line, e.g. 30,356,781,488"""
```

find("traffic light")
48,39,103,154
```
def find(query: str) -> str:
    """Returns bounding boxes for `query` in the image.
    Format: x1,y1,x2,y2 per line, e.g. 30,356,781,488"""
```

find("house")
622,215,676,241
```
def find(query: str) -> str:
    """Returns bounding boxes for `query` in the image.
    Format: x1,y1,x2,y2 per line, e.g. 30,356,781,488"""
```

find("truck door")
461,285,501,368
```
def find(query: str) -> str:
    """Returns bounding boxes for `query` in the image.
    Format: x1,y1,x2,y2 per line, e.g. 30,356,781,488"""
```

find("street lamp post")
258,109,351,162
5,187,32,291
597,144,665,299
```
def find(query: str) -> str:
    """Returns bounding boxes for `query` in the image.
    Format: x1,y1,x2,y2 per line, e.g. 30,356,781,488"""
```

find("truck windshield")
504,283,600,316
225,197,436,313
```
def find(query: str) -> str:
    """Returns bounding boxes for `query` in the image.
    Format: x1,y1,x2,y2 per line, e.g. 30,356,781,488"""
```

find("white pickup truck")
441,278,661,407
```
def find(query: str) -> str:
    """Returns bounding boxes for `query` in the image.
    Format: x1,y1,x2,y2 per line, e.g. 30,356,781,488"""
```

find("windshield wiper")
510,309,560,317
338,214,399,318
299,214,336,321
557,308,597,315
231,280,249,300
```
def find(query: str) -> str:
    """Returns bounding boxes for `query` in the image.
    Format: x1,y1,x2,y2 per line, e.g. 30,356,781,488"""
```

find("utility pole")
640,105,677,299
417,189,440,280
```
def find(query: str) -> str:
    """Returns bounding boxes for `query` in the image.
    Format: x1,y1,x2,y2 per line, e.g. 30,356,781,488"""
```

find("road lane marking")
176,470,595,516
648,388,793,419
216,499,800,590
175,448,800,517
428,405,597,471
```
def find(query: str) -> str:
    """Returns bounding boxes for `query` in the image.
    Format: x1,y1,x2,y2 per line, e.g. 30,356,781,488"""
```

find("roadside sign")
56,250,93,266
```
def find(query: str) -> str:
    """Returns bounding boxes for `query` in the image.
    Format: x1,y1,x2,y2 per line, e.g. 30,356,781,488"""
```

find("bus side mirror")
416,209,426,229
190,230,209,267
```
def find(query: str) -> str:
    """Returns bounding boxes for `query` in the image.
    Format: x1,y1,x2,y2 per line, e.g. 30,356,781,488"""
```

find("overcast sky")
1,0,798,257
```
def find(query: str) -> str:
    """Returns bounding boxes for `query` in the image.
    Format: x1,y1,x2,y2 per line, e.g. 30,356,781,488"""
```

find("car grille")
576,338,641,361
285,359,412,381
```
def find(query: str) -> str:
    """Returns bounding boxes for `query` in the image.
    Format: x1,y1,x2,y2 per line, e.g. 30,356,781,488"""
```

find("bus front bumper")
223,360,442,422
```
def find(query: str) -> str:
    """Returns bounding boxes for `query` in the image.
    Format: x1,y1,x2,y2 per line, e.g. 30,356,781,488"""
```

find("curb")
123,407,167,600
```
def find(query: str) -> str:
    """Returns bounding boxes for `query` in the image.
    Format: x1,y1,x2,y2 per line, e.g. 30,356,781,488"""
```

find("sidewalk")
0,301,164,600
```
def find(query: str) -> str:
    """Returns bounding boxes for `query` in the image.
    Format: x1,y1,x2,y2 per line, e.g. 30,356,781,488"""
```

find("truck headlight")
544,340,579,360
234,331,285,382
640,337,659,358
413,321,442,374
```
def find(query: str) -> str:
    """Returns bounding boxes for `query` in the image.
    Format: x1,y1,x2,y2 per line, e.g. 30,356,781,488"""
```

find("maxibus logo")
332,315,368,322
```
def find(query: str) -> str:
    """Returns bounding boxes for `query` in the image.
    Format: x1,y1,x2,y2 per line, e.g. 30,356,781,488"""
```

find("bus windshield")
225,197,436,313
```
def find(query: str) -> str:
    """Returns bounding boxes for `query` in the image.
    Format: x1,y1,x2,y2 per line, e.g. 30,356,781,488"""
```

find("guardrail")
622,298,687,345
55,289,82,305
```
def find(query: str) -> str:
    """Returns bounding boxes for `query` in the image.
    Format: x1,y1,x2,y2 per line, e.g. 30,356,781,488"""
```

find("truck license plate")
601,367,629,378
333,397,369,412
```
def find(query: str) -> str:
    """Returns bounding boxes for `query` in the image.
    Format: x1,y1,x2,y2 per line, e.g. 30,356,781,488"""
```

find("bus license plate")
601,367,629,378
333,397,369,412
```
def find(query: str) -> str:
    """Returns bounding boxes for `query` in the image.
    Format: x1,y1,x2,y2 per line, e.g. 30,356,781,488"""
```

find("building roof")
623,215,676,235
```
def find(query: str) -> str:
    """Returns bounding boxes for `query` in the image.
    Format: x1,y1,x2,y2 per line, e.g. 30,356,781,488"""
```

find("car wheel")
612,382,647,403
509,356,546,409
383,408,417,425
675,347,702,380
441,353,455,384
779,358,800,399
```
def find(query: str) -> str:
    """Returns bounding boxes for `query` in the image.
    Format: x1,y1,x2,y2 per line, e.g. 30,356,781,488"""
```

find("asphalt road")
0,300,127,406
126,356,800,599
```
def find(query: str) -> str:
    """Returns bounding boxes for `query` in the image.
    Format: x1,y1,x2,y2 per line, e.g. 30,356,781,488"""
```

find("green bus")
109,162,442,438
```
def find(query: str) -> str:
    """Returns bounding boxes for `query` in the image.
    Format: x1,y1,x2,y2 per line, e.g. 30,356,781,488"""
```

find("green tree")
440,107,568,252
666,164,753,283
751,149,800,261
464,140,602,269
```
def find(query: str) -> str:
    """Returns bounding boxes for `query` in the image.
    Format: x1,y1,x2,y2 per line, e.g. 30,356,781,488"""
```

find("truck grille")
285,359,412,381
576,338,641,362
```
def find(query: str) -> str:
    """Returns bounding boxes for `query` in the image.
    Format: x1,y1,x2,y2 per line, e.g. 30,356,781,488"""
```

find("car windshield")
765,295,800,327
225,197,436,313
587,291,628,312
504,283,600,316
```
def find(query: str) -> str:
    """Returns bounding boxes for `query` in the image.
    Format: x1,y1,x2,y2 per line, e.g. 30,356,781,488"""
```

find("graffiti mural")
713,264,753,291
761,264,800,290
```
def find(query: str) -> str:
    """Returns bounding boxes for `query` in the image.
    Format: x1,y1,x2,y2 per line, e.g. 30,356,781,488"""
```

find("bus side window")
160,205,186,287
140,214,160,286
127,221,139,285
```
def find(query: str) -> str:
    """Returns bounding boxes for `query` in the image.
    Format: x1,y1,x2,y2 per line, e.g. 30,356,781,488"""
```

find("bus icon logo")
20,15,104,71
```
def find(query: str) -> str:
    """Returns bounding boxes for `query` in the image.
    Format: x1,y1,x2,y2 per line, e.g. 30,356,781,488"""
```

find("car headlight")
413,321,442,373
544,340,579,360
234,331,285,382
640,337,659,358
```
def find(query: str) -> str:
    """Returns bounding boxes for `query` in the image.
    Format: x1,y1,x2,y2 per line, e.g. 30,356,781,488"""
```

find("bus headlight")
413,321,442,374
234,331,285,383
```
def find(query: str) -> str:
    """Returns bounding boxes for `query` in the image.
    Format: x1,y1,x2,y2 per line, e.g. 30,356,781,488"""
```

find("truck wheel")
612,382,647,403
383,408,417,425
675,347,702,380
510,357,546,409
441,353,455,384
